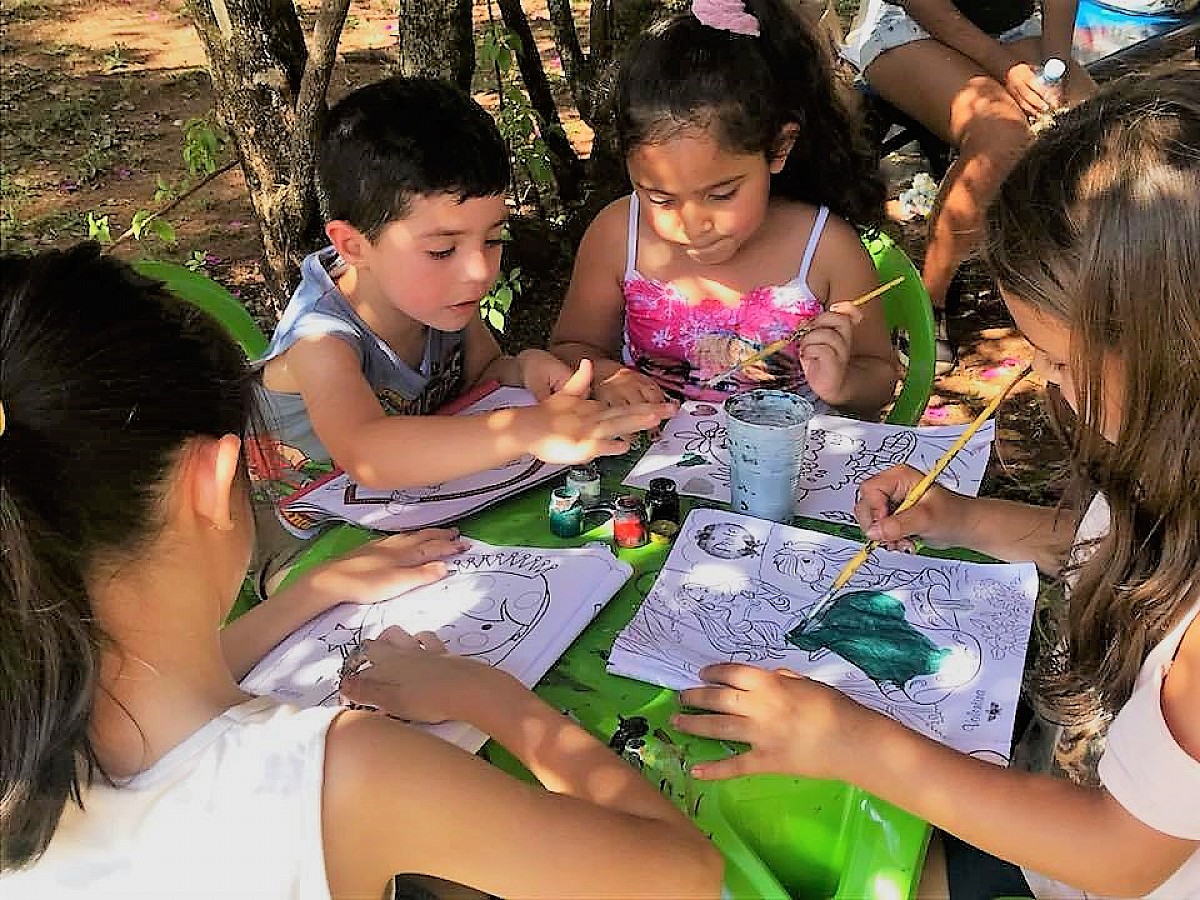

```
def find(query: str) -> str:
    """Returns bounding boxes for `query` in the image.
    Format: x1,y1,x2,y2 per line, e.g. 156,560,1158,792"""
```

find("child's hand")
340,626,508,724
594,365,667,408
797,301,862,403
672,663,872,781
853,464,973,551
518,349,575,401
522,360,677,463
303,529,468,608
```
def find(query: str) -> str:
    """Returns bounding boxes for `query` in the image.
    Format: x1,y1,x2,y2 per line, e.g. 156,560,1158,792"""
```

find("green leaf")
130,209,153,240
487,308,506,332
149,218,176,245
86,212,112,243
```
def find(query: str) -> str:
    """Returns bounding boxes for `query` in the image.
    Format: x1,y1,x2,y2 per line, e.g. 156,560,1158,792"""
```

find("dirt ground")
0,0,1070,504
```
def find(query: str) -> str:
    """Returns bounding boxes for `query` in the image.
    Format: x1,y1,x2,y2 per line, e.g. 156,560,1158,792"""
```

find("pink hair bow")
692,0,761,36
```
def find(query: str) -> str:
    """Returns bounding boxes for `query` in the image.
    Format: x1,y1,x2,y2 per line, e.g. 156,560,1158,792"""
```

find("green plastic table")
281,459,930,900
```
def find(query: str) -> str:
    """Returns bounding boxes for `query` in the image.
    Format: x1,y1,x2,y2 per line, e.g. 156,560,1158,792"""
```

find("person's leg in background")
865,37,1094,369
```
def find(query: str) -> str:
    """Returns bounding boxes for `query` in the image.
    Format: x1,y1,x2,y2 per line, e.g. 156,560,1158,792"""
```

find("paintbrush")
788,361,1033,638
700,276,905,389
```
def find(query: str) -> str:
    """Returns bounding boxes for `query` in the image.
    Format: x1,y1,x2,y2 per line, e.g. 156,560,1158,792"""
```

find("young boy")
257,77,675,491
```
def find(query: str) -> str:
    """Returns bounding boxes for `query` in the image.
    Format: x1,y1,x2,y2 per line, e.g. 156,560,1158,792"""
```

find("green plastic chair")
133,259,269,621
132,259,268,359
864,232,936,425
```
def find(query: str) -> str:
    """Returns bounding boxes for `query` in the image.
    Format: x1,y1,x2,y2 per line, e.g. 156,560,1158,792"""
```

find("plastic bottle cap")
1041,58,1066,83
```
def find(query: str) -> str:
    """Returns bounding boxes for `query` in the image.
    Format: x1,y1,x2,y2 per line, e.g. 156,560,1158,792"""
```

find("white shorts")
842,0,1043,72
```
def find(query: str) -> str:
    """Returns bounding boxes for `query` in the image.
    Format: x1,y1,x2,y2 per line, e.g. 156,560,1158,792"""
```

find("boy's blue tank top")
256,247,465,472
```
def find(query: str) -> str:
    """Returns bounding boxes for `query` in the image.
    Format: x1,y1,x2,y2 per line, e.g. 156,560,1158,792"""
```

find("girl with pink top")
551,0,900,419
674,68,1200,899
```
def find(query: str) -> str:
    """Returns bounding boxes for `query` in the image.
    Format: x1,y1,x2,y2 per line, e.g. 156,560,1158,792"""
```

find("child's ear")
769,124,801,174
326,220,372,266
188,434,245,533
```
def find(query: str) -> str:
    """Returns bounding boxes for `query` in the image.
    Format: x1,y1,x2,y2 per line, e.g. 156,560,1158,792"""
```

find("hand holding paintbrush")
701,276,904,389
787,362,1032,640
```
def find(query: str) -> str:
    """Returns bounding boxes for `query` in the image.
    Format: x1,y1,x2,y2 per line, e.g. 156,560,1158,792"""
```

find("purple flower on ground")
114,165,133,180
923,406,952,423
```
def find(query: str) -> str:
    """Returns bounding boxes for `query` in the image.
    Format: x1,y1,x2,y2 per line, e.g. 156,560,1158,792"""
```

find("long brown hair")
984,64,1200,726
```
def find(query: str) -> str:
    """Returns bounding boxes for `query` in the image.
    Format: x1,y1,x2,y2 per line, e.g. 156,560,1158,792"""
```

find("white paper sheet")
608,509,1037,761
624,403,995,527
279,386,567,534
242,540,632,752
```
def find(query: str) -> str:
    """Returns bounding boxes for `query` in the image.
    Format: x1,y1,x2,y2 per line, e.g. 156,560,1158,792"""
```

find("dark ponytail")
616,0,885,231
0,244,254,869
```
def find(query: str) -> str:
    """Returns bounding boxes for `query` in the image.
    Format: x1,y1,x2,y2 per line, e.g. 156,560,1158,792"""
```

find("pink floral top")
620,194,828,401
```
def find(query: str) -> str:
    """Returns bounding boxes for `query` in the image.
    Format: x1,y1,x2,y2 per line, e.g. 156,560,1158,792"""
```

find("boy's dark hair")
616,0,885,231
0,243,255,870
317,76,510,241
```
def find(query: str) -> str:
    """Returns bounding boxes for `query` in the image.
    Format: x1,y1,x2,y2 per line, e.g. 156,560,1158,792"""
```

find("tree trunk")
545,0,665,206
494,0,583,206
395,0,475,91
186,0,348,313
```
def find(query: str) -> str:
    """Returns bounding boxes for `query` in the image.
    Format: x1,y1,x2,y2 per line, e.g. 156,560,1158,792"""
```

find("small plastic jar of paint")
612,495,649,548
565,462,602,506
548,485,584,538
648,519,680,547
645,477,680,525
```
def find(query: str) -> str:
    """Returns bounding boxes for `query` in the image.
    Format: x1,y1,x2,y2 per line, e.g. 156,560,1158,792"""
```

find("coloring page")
280,386,567,534
624,402,995,526
608,509,1037,761
242,541,632,752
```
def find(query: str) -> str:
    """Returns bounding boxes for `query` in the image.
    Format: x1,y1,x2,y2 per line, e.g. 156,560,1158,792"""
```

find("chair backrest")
132,259,268,359
863,232,936,425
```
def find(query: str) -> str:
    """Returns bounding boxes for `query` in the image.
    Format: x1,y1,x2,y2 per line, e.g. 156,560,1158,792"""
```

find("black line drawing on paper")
625,404,995,526
339,455,548,508
607,510,1037,761
695,522,765,559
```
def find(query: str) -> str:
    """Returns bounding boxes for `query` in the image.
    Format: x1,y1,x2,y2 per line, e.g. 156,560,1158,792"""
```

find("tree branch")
546,0,589,114
111,158,240,249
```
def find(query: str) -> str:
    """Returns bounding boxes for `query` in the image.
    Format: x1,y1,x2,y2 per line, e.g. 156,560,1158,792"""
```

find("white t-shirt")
1024,496,1200,898
0,697,341,899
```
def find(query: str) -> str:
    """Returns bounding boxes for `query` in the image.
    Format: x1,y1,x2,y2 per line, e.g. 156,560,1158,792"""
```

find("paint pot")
645,477,681,525
548,485,584,538
565,462,602,505
613,495,649,548
649,519,680,546
723,389,813,523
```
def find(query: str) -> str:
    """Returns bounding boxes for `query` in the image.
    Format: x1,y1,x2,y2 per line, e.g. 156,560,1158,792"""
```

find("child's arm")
220,529,467,680
854,464,1076,574
461,313,574,401
798,216,900,418
899,0,1051,116
676,663,1197,897
323,633,724,899
550,200,668,406
284,334,675,489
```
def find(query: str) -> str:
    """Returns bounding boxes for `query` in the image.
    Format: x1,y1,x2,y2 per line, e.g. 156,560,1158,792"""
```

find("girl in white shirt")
0,244,722,899
672,66,1200,899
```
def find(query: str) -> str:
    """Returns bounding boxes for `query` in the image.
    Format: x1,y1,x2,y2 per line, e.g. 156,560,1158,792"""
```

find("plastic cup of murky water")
724,389,813,523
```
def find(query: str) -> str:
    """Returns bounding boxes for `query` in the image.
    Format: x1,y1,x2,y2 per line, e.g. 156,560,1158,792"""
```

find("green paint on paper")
786,590,949,686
